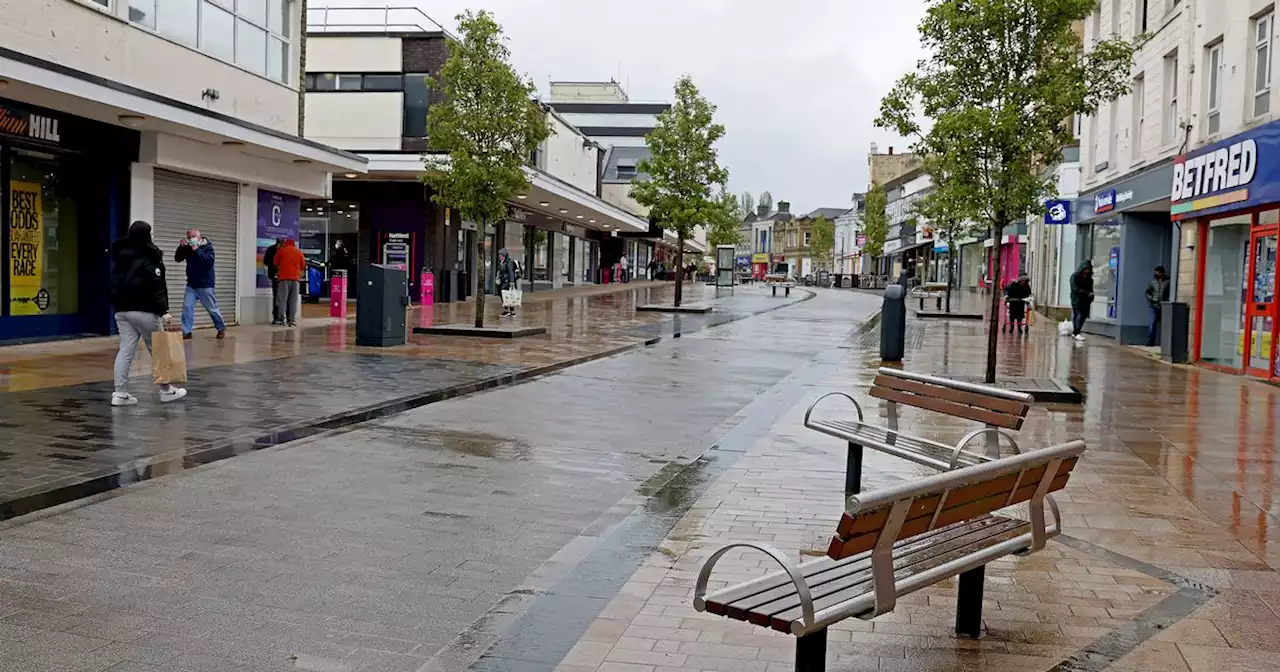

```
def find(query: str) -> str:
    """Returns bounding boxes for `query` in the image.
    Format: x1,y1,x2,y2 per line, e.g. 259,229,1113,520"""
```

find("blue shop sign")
1171,119,1280,220
1045,199,1072,224
1094,190,1116,214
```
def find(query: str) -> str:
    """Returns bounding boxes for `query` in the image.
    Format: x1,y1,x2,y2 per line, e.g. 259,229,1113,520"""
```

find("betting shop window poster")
9,181,46,316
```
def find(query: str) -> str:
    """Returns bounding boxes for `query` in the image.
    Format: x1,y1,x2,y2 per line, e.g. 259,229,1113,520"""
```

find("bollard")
880,284,907,362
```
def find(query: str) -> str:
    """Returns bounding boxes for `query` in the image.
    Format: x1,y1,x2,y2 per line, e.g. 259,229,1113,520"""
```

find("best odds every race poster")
8,181,44,315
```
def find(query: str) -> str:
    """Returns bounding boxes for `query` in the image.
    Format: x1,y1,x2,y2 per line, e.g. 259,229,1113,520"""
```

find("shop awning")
888,240,933,256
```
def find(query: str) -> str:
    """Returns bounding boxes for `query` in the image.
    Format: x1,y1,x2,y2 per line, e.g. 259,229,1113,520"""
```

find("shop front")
1074,162,1175,343
504,204,601,291
1,99,136,342
751,253,769,280
1175,121,1280,380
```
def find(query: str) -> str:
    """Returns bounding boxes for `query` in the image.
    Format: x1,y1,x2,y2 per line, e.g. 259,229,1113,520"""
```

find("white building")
0,0,364,340
1026,147,1082,316
301,8,651,298
833,195,864,277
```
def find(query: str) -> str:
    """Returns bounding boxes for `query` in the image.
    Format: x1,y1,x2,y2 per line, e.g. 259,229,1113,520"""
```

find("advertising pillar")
420,269,434,306
329,269,348,319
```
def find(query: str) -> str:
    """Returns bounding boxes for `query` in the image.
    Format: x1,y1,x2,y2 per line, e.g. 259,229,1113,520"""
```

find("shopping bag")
151,329,188,385
501,289,523,308
1058,320,1073,336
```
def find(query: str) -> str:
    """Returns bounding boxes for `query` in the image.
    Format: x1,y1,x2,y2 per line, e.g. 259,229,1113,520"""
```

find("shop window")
8,149,78,317
362,74,404,92
1206,43,1223,135
403,73,430,139
335,74,363,91
557,232,571,282
1200,215,1252,369
1255,12,1274,118
1088,223,1121,321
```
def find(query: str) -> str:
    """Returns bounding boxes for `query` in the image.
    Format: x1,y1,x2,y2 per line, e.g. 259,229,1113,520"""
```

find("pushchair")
1002,294,1033,334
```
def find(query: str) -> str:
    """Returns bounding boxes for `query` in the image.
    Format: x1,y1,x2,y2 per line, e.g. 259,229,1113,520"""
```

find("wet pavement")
1,286,1280,672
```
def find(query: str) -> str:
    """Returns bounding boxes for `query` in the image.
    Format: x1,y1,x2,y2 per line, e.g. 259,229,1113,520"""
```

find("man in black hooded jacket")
109,221,187,406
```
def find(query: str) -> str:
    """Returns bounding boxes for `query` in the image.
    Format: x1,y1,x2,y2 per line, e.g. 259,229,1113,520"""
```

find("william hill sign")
0,103,61,144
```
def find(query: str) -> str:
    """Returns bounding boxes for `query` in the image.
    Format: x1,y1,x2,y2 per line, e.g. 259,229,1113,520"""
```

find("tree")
421,10,550,328
878,0,1141,382
810,215,835,275
633,76,729,307
739,192,754,219
708,187,744,248
862,183,889,261
758,191,773,212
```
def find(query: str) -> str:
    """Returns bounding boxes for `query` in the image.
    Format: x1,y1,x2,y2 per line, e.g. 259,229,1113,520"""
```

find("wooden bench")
805,368,1033,494
694,440,1085,672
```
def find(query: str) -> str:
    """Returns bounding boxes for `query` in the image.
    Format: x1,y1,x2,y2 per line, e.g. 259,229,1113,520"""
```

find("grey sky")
313,1,925,213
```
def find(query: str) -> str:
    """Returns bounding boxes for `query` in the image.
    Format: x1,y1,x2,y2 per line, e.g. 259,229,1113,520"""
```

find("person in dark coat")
1003,275,1033,334
263,238,283,324
109,221,187,406
497,248,520,317
1145,265,1171,346
1068,260,1095,341
174,228,227,339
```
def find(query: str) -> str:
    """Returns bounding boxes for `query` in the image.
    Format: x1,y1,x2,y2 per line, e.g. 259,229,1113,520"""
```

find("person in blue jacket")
174,228,227,339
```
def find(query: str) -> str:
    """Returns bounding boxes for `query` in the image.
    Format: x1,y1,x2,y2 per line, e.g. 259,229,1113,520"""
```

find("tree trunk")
474,223,486,329
946,238,954,314
985,220,1006,384
674,239,685,308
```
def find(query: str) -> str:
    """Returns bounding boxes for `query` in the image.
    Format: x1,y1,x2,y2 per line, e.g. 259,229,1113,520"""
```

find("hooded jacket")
1069,260,1095,308
274,240,306,282
175,237,217,288
110,221,169,315
497,250,519,290
1146,275,1170,308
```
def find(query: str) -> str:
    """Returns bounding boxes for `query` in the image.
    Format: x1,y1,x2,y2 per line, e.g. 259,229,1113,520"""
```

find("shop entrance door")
1245,230,1278,379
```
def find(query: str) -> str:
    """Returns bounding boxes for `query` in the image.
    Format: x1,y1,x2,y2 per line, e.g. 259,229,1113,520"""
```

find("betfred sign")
1170,121,1280,219
1171,138,1257,202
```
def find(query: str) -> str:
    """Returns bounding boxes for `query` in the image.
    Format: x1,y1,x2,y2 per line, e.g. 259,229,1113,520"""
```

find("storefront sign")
1094,190,1116,214
506,204,532,222
1171,127,1274,218
856,234,866,247
255,189,300,289
1079,162,1174,222
751,253,769,264
1044,199,1072,224
8,182,46,315
0,102,61,144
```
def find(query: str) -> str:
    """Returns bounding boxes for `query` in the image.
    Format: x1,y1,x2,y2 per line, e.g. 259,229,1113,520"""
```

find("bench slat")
827,460,1075,560
870,386,1025,430
710,516,1012,621
835,466,1041,539
874,374,1031,418
765,517,1030,632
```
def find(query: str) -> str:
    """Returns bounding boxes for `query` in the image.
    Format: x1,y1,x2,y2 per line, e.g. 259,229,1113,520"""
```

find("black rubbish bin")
1160,301,1190,363
881,284,907,362
355,264,408,347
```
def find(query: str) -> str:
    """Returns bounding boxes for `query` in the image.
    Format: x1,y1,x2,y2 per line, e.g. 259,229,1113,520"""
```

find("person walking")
263,238,283,325
1068,260,1095,342
174,229,226,340
109,221,187,406
1003,275,1033,334
619,254,629,283
497,248,520,318
1145,265,1171,347
273,238,306,327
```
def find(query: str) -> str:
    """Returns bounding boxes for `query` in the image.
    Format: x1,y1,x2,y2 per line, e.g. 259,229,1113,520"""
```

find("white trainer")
111,393,139,407
159,387,188,403
1072,334,1086,342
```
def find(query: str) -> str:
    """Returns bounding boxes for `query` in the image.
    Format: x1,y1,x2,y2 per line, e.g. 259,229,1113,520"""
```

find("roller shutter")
153,170,239,328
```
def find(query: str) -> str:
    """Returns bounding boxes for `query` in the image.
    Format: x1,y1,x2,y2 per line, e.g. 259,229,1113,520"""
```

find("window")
403,73,430,138
335,74,363,91
1110,0,1120,36
1138,0,1148,33
1255,12,1274,117
1206,43,1223,134
130,0,294,84
616,163,637,180
804,231,812,247
311,73,336,91
362,74,403,91
1164,51,1179,145
1090,8,1101,46
1108,100,1118,166
1132,74,1145,161
1072,113,1082,140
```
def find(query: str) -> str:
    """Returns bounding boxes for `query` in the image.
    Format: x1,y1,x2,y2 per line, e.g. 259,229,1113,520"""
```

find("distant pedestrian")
1004,275,1032,335
174,229,226,340
264,238,283,324
273,238,306,327
109,221,187,406
497,248,519,317
619,255,629,283
1145,265,1171,347
1069,260,1094,342
647,259,657,280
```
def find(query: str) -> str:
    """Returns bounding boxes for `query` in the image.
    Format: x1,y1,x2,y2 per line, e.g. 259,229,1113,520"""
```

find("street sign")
1044,199,1072,225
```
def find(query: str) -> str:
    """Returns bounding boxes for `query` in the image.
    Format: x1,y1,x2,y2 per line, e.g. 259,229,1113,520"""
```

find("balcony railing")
306,4,453,36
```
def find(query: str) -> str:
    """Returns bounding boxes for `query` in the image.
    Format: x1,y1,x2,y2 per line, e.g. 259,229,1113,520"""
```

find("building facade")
0,0,364,341
1027,147,1082,318
834,195,864,277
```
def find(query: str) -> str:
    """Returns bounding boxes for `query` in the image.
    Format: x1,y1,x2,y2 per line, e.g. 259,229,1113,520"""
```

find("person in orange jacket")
273,239,306,327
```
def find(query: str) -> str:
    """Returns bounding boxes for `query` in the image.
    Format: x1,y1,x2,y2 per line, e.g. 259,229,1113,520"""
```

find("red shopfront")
1176,123,1280,380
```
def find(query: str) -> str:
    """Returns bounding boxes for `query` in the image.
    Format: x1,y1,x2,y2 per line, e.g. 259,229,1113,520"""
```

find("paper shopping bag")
151,330,188,385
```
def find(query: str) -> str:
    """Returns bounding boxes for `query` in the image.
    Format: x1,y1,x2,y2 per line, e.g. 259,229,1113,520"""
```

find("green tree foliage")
809,215,835,273
633,76,729,306
421,10,550,327
707,187,744,248
877,0,1141,381
861,184,889,258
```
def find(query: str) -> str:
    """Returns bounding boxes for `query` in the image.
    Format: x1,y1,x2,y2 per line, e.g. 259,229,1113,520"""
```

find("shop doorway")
1245,228,1278,379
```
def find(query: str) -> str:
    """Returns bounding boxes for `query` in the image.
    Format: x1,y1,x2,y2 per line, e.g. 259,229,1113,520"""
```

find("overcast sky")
313,1,926,213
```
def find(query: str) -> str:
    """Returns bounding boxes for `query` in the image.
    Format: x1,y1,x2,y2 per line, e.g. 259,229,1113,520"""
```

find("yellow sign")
9,181,44,315
751,253,768,264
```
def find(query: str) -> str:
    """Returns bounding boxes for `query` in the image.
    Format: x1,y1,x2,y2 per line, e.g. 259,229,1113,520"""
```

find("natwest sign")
1170,121,1280,220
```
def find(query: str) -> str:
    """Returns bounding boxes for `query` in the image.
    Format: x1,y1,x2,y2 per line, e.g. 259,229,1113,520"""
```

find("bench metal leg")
786,287,791,297
845,442,863,495
772,286,777,296
955,565,985,639
795,628,827,672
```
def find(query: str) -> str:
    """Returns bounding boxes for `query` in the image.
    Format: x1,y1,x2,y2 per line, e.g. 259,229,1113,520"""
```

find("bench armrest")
694,542,816,632
804,392,864,426
950,428,1023,468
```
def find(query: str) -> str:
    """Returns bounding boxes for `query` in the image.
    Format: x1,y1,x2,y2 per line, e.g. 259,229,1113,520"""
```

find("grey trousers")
114,311,164,393
275,280,300,324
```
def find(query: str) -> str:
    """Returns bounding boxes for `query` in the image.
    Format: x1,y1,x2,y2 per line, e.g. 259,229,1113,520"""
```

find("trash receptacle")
356,264,408,347
881,284,907,362
1161,301,1190,363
